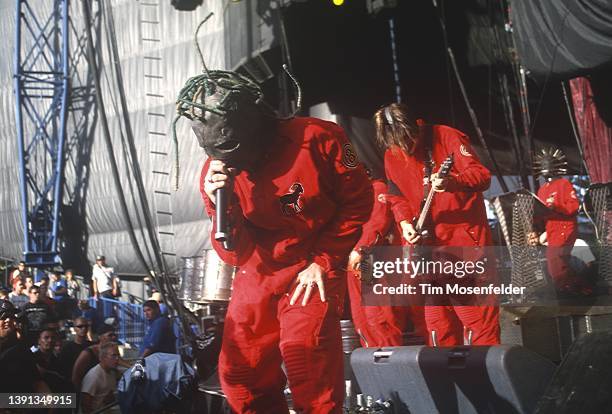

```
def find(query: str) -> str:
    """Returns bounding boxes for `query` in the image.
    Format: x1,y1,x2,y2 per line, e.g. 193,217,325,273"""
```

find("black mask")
191,97,274,171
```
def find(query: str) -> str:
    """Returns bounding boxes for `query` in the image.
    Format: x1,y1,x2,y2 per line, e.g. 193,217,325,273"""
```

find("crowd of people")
0,256,177,413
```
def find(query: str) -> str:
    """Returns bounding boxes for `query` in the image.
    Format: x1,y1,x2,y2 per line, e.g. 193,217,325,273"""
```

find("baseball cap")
0,300,19,320
96,255,105,261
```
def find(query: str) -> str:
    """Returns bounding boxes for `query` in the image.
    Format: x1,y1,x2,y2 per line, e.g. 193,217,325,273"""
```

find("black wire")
81,0,152,274
101,0,194,346
100,4,158,271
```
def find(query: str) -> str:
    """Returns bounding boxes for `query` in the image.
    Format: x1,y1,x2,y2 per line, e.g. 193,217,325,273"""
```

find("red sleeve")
199,159,256,266
309,126,374,272
384,149,417,224
548,179,579,217
440,127,491,193
354,179,393,250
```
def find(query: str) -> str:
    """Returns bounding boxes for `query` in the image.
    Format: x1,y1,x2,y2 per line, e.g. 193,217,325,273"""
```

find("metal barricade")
88,297,145,349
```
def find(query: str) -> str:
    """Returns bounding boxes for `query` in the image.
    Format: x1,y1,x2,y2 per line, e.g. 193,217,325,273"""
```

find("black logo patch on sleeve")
341,143,358,169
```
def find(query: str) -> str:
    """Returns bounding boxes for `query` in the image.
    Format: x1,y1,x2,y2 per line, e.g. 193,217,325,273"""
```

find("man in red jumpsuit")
188,73,373,413
528,147,590,295
373,103,499,347
347,176,426,347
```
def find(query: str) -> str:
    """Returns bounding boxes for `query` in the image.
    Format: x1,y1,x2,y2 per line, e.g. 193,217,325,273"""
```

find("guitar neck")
415,188,435,232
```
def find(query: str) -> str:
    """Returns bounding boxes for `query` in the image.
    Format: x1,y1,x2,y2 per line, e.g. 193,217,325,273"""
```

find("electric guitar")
413,153,454,240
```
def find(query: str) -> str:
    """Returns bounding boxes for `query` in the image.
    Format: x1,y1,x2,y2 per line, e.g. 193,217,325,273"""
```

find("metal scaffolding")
13,0,69,266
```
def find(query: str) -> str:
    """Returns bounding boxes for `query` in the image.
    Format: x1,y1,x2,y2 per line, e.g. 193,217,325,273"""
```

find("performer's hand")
400,220,421,244
348,250,362,272
431,173,451,193
203,160,236,204
527,232,540,246
290,262,326,306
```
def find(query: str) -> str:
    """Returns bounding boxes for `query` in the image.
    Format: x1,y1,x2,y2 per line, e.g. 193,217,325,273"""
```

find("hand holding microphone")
204,160,236,250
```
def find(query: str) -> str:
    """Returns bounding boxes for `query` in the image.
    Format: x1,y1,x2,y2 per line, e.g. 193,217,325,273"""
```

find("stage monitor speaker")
351,345,555,414
534,331,612,414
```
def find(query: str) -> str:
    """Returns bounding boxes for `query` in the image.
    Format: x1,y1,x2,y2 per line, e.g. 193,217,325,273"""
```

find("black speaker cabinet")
535,331,612,414
351,345,555,414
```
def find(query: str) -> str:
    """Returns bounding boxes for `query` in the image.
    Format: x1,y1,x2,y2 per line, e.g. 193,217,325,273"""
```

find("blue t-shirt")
140,316,176,356
51,279,68,300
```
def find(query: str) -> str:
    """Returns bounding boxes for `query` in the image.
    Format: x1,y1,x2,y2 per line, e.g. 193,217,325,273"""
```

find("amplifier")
351,345,555,414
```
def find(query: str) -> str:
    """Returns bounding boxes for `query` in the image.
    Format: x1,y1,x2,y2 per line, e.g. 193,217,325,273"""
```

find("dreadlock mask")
533,147,568,180
190,91,276,172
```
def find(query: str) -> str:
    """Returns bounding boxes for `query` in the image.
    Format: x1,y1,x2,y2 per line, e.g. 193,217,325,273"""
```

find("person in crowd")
0,300,50,393
0,286,9,301
37,276,57,312
65,268,81,300
20,285,56,346
528,147,592,296
10,261,30,285
58,317,93,380
80,342,122,413
92,255,119,319
191,69,373,412
149,291,168,316
49,271,68,299
347,170,426,347
92,255,118,299
33,327,71,392
77,299,98,336
71,324,129,390
374,103,499,346
25,275,35,291
9,279,29,309
140,300,175,357
49,271,70,320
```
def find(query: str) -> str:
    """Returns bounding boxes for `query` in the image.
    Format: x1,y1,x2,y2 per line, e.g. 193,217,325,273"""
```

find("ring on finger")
301,283,308,288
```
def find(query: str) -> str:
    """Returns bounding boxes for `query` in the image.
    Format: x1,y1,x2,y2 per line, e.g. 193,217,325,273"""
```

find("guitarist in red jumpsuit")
347,174,426,347
373,103,499,346
528,147,591,295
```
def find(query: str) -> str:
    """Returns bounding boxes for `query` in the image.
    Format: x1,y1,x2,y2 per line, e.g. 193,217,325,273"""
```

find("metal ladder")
140,0,178,276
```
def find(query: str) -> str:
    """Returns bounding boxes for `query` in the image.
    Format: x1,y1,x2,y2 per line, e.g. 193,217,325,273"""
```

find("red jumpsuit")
536,178,580,290
201,117,373,413
384,124,500,346
347,179,426,347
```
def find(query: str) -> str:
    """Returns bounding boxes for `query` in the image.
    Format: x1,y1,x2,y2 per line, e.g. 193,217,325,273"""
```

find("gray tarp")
0,0,226,274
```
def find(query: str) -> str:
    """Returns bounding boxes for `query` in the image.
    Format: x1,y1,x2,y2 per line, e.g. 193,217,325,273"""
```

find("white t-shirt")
80,364,120,412
92,264,115,293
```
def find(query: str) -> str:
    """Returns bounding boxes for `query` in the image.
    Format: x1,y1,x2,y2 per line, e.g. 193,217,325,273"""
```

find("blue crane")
13,0,69,267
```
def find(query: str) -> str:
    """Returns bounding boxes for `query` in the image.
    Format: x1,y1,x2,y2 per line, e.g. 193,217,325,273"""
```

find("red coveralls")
384,124,500,346
201,117,373,413
347,179,426,347
536,178,580,290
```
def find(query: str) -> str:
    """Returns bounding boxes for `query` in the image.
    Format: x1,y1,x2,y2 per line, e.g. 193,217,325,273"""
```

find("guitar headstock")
438,153,454,178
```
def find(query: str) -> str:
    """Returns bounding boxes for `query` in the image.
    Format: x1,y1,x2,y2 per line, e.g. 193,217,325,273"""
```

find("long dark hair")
373,103,418,154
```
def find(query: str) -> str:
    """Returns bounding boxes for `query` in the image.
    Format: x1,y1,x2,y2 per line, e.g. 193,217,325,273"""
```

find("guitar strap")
421,124,434,209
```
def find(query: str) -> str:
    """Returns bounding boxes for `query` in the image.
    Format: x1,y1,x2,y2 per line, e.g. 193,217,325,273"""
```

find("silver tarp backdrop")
0,0,226,275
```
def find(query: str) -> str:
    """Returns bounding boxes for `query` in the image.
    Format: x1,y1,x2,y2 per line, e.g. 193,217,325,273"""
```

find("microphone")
214,188,232,250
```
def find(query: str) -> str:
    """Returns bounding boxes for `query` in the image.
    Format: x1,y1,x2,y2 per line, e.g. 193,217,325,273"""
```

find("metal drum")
179,250,236,303
341,319,361,354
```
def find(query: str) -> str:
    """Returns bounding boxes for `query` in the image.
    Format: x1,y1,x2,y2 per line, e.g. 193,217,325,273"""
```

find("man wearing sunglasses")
58,317,93,380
